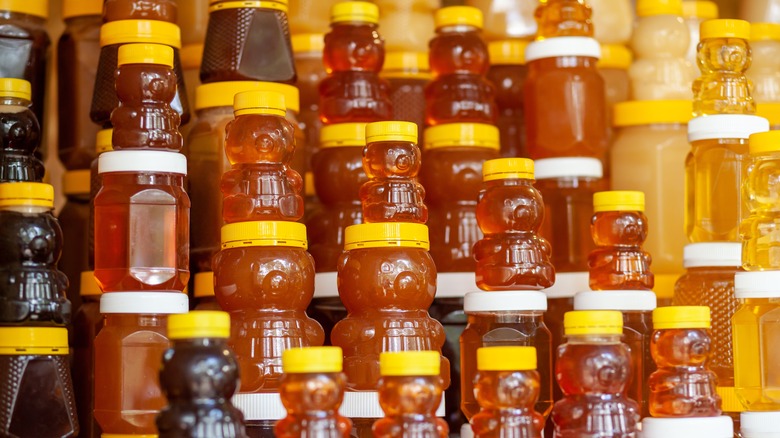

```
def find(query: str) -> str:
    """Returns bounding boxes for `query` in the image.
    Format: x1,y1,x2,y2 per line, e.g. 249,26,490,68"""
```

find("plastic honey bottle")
470,346,544,438
533,0,593,39
425,6,496,126
741,131,780,270
375,0,437,52
382,52,430,146
682,2,719,69
589,0,633,44
486,40,528,158
292,33,327,161
320,1,392,124
747,23,780,104
71,271,102,438
373,351,449,438
0,78,44,182
474,158,554,291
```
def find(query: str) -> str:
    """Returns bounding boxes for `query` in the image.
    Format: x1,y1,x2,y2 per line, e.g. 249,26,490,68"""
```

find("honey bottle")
486,40,528,158
648,306,721,417
276,347,352,437
0,78,44,182
588,191,654,291
382,52,431,146
682,1,719,68
470,346,544,438
741,131,780,270
88,128,112,270
292,33,327,161
320,1,392,124
222,90,303,223
533,0,593,39
552,310,639,436
425,6,496,126
373,351,449,438
747,23,780,104
474,158,554,291
464,0,538,40
589,0,633,44
421,123,499,272
375,0,437,52
71,271,102,438
103,0,178,21
157,311,248,437
360,121,427,223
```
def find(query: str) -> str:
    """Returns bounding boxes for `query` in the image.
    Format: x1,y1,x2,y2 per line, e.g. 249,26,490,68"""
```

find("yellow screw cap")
283,346,344,373
291,33,324,53
751,22,780,41
488,40,528,65
168,311,230,339
193,272,214,298
233,90,287,117
365,121,418,144
636,0,683,17
63,0,102,18
117,43,174,68
221,221,308,249
423,123,500,150
700,19,751,40
96,128,114,154
180,44,203,70
0,78,31,101
196,81,298,113
749,131,780,154
0,327,68,354
100,19,182,48
757,103,780,128
682,1,719,19
598,44,633,70
330,1,379,25
80,271,102,296
653,273,678,301
482,158,534,182
0,0,48,18
564,310,624,335
434,6,483,30
382,52,431,80
653,306,711,329
380,351,441,376
320,123,367,148
593,191,645,213
477,346,537,371
344,222,429,251
613,100,692,126
0,182,54,208
62,170,91,196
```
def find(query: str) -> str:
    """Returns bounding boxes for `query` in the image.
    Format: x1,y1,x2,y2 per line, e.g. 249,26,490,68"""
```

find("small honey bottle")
534,0,593,39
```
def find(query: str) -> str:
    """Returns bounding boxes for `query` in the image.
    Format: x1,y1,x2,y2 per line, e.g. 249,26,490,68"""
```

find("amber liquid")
387,76,427,146
471,369,545,438
57,193,90,309
534,0,593,39
545,297,573,404
0,98,44,182
622,311,655,419
71,296,103,438
295,51,326,162
275,372,352,437
103,0,178,22
588,210,654,291
487,64,528,158
373,375,449,438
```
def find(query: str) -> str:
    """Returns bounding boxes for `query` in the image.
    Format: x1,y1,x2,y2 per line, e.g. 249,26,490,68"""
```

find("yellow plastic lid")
63,0,102,18
80,271,102,296
193,271,214,298
221,221,308,249
365,121,418,144
477,346,537,371
423,123,500,150
653,305,711,329
682,1,719,19
291,33,324,53
593,190,645,212
344,222,429,251
168,311,230,339
117,43,174,68
96,128,113,154
700,19,751,40
751,22,780,41
636,0,684,17
379,351,440,376
330,1,379,25
196,81,298,113
382,52,431,80
0,327,68,355
180,44,203,69
482,158,534,182
0,78,31,101
100,19,182,49
653,273,678,300
749,131,780,154
282,346,343,373
564,310,624,335
320,123,367,147
62,170,90,196
0,0,48,18
209,0,288,13
488,40,528,65
598,44,633,70
233,90,287,117
434,6,483,30
613,100,692,126
757,103,780,128
0,182,54,208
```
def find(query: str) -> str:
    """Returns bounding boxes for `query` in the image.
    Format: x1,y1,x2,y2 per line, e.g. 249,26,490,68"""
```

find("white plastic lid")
687,114,769,142
641,416,733,438
461,423,474,438
436,273,476,298
340,391,445,418
543,272,590,299
734,271,780,299
741,411,780,437
232,393,285,420
314,272,339,298
463,290,547,312
98,150,188,175
525,37,601,62
573,290,657,311
99,292,189,314
534,157,604,180
683,242,741,268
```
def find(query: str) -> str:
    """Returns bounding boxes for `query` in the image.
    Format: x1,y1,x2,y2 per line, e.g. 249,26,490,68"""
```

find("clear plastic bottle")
741,131,780,270
748,23,780,105
58,170,91,308
382,52,430,146
0,78,44,182
486,40,528,158
589,0,633,45
533,0,593,39
681,2,719,70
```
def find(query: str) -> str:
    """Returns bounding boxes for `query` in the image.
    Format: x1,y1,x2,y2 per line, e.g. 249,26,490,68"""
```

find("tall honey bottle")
382,52,430,146
292,33,327,161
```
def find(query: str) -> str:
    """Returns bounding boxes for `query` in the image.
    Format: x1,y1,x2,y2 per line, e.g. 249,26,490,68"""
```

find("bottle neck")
565,333,622,344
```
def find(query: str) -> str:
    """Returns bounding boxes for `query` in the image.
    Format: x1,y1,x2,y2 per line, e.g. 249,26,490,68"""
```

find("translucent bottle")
276,347,352,437
464,0,537,40
589,0,633,45
486,40,528,158
748,23,780,104
551,310,639,436
533,0,593,39
421,123,499,272
58,170,91,308
71,271,102,438
629,0,695,101
474,158,554,291
292,33,326,161
588,191,654,291
598,44,632,122
373,351,449,438
692,19,754,117
200,0,295,84
460,291,552,422
157,311,248,437
741,130,780,270
0,327,78,437
471,346,544,437
649,306,721,417
681,1,719,69
0,182,69,325
375,0,436,52
88,128,112,271
320,1,392,124
426,6,496,126
0,78,43,182
382,52,430,146
360,121,427,223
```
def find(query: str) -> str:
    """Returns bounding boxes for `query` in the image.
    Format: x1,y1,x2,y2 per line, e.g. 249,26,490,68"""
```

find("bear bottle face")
652,329,711,367
0,106,39,154
379,376,442,415
697,39,751,74
477,183,545,234
224,115,297,164
115,66,177,106
474,370,540,409
429,32,489,76
363,142,421,179
591,211,648,247
0,213,61,265
281,373,345,411
324,26,385,73
160,345,239,400
557,343,631,395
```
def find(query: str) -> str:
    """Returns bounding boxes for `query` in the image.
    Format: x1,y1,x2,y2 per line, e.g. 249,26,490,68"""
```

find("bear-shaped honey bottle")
0,79,44,182
534,0,593,39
